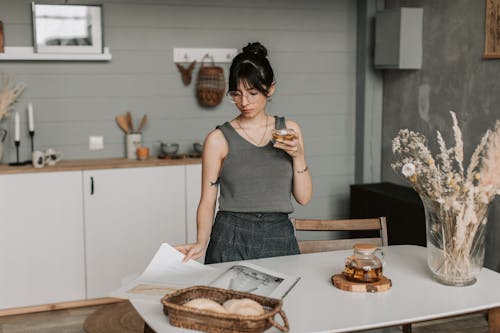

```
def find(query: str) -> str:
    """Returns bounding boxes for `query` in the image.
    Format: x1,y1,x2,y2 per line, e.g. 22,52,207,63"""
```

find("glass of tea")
271,128,296,142
343,243,384,283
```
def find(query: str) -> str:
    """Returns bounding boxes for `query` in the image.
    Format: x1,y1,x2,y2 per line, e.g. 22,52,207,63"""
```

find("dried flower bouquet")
392,111,500,285
0,74,26,121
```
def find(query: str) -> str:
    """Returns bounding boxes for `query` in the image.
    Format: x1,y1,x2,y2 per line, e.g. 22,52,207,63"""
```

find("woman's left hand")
273,129,303,158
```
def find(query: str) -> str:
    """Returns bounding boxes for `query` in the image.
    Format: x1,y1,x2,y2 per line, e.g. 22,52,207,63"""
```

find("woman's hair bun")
242,42,268,58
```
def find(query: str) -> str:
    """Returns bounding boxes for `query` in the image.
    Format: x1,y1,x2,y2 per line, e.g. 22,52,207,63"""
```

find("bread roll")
183,298,228,314
222,298,265,316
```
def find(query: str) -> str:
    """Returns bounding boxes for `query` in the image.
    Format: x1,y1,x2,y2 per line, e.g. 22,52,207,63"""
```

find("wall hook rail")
173,48,237,63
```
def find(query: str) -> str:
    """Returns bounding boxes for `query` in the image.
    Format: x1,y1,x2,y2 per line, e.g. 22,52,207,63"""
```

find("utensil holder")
126,133,142,159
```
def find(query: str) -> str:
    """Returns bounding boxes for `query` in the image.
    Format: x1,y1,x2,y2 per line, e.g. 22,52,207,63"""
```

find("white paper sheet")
112,243,215,300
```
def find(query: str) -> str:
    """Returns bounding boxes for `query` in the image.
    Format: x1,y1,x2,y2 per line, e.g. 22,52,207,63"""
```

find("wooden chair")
293,217,388,254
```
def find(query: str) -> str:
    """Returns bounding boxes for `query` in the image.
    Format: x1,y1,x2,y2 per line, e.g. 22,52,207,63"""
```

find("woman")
176,42,312,263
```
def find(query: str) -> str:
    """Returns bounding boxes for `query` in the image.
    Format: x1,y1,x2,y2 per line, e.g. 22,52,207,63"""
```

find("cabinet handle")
90,176,94,195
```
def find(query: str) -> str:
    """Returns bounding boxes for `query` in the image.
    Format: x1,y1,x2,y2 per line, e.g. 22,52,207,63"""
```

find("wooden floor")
360,313,489,332
412,313,489,332
0,305,100,333
0,303,489,333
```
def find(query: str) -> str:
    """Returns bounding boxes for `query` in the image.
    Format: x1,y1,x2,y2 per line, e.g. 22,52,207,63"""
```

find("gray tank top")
217,116,294,213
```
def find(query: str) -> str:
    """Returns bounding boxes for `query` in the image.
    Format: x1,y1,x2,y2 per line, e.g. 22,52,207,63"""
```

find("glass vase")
421,195,488,286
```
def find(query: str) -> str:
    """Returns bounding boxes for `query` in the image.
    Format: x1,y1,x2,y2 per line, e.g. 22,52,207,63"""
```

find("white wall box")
374,8,423,69
83,166,186,298
0,172,86,309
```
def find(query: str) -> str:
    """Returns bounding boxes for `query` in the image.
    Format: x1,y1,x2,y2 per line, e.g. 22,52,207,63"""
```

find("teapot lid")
353,243,377,254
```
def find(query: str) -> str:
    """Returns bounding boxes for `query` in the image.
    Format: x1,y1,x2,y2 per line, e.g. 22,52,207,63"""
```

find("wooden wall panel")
0,0,357,219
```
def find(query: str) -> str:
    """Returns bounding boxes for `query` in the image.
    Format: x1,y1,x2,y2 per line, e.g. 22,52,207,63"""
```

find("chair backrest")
293,217,388,254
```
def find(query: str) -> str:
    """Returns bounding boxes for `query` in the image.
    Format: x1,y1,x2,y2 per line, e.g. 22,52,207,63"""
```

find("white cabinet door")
83,166,186,298
0,172,85,309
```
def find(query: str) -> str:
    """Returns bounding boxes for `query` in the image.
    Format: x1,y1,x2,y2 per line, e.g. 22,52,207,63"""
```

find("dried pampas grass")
0,74,26,121
392,111,500,206
479,120,500,198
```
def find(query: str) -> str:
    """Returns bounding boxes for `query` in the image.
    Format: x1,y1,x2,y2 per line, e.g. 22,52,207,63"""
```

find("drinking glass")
271,128,296,142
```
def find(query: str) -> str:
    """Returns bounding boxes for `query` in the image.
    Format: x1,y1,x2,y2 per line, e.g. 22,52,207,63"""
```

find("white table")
131,245,500,332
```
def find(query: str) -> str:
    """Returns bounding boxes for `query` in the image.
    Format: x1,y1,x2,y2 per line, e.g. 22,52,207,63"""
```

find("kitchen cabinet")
0,161,201,310
0,172,85,309
83,166,186,298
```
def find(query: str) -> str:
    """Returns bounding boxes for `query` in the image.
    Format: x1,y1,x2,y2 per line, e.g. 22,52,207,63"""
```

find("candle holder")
29,130,35,152
9,140,25,166
21,130,36,165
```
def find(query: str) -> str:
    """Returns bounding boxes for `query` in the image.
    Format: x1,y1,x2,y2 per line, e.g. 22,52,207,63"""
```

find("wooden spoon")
137,115,148,133
126,112,134,133
115,115,129,134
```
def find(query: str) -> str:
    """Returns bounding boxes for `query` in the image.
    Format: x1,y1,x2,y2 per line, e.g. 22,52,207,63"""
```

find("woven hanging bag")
196,55,225,107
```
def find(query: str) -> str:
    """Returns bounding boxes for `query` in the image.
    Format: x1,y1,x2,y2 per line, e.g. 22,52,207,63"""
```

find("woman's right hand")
175,243,206,263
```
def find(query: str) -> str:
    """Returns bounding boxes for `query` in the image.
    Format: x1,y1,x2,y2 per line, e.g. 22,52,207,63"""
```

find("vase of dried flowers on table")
0,74,26,160
392,111,500,286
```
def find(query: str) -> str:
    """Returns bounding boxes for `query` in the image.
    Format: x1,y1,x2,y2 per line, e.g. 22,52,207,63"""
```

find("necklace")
236,115,269,146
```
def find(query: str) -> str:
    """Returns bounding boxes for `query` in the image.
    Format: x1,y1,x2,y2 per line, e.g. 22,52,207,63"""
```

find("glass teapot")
343,243,384,283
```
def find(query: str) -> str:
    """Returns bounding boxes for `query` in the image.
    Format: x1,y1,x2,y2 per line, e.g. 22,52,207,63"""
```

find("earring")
267,97,272,102
176,60,196,86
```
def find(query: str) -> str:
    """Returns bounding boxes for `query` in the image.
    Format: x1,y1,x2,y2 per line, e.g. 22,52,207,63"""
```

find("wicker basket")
161,285,289,333
196,56,225,107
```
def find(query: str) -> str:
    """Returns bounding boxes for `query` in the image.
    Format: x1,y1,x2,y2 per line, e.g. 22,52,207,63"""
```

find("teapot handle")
375,248,386,267
0,129,7,142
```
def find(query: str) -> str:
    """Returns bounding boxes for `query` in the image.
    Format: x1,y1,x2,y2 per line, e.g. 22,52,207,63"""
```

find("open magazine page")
112,243,215,301
200,262,300,299
112,243,300,301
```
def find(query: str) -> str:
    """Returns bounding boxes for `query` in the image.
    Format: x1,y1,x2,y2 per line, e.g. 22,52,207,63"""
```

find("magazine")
202,262,300,299
112,243,300,301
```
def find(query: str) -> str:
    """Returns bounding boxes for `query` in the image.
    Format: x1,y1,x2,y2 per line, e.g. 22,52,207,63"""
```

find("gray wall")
0,0,357,219
381,0,500,271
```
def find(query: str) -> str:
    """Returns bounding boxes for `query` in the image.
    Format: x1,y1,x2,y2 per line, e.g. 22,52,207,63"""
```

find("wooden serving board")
331,274,392,293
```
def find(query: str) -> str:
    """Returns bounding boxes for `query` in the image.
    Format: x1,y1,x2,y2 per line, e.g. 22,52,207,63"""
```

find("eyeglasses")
227,91,262,104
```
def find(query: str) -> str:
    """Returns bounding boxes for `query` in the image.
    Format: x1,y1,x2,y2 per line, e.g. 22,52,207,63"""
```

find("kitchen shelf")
0,46,112,61
0,157,201,175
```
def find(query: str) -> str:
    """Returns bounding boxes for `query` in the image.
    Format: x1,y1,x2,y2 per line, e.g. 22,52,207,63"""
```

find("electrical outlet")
89,136,104,151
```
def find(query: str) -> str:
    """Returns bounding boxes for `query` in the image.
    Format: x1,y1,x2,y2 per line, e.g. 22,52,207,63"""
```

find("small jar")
343,243,383,283
136,146,150,160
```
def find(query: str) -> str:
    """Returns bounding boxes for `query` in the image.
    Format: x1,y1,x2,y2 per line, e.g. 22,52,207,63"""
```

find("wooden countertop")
0,157,201,175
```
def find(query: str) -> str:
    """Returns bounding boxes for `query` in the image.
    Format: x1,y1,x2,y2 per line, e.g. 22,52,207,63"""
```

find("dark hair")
228,42,275,96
